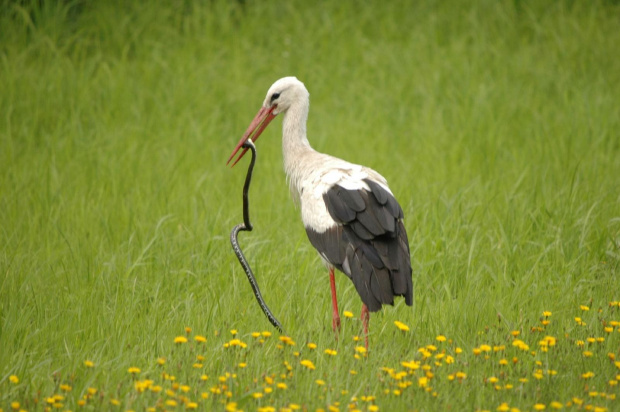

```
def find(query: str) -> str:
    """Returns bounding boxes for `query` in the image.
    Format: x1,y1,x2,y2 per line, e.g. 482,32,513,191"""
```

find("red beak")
227,105,277,167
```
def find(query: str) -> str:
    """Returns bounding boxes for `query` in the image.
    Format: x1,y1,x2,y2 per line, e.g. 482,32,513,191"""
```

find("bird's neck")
282,101,315,177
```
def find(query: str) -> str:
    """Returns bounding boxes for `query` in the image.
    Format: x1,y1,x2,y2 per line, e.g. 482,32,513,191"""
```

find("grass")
1,0,619,410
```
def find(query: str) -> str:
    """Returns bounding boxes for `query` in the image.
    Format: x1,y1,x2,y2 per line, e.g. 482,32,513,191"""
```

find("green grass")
1,0,620,410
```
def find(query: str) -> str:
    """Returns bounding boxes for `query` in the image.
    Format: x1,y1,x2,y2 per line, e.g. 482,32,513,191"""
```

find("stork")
228,77,412,347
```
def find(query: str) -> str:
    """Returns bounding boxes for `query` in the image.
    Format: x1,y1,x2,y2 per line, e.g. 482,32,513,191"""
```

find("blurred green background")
1,0,619,410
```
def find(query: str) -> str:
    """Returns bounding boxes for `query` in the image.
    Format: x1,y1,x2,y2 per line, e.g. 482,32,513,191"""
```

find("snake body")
229,140,284,333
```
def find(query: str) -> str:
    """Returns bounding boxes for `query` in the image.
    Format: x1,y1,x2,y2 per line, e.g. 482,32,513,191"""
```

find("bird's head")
227,77,308,166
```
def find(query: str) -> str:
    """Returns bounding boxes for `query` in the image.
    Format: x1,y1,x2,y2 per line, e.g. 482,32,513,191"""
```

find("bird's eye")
270,92,280,103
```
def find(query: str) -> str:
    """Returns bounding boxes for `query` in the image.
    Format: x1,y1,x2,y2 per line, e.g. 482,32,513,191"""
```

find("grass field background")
1,0,619,410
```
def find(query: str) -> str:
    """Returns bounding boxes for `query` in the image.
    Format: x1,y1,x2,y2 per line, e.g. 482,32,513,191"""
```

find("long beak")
227,106,277,167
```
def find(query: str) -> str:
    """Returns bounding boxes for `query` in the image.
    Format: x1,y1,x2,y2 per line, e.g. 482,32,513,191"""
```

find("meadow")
1,0,619,410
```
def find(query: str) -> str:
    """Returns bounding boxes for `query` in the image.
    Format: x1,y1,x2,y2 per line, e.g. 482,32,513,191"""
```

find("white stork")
228,77,412,347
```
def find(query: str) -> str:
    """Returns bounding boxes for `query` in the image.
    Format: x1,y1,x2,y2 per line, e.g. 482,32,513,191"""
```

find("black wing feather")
305,178,413,312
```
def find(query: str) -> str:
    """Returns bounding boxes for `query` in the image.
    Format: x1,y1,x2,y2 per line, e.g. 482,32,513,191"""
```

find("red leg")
329,268,341,332
361,303,369,350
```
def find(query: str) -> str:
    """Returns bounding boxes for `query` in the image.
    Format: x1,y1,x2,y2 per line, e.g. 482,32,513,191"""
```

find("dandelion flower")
9,375,19,384
277,382,287,389
580,305,590,311
128,367,141,374
315,379,325,385
534,403,546,410
307,343,317,349
252,392,264,399
174,336,188,344
436,335,447,342
324,349,337,356
195,335,207,343
83,360,95,368
394,321,410,332
550,401,563,409
300,359,316,370
60,384,72,392
344,311,354,318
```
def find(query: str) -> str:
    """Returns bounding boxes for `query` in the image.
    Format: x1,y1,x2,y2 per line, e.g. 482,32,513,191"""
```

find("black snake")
229,140,284,333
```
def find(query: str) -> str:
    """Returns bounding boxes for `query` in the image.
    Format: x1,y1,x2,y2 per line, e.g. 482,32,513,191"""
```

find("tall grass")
1,0,619,410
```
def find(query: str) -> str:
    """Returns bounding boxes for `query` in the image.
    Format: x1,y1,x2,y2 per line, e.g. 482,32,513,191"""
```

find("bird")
227,77,412,347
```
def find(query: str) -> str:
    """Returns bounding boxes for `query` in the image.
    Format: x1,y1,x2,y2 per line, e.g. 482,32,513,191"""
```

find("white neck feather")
282,98,315,198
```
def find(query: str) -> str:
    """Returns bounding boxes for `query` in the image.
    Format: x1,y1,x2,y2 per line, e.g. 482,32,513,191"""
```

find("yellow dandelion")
436,335,447,342
401,360,420,370
324,349,337,356
277,382,287,389
252,392,264,399
534,403,546,410
583,351,593,357
497,403,510,412
9,375,19,384
582,371,595,379
127,367,141,374
83,360,95,368
455,347,463,354
394,320,410,332
455,371,467,380
187,402,198,410
344,310,354,318
307,342,317,349
580,305,590,311
300,359,316,370
369,406,379,412
60,383,72,392
262,331,272,337
174,336,188,344
315,379,325,386
165,399,178,407
194,335,207,343
354,346,367,355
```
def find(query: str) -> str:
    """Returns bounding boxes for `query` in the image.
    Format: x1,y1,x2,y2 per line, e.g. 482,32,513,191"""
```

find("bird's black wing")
305,179,413,312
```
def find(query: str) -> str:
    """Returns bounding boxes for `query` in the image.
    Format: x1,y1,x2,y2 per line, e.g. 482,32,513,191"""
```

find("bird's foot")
332,314,341,333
